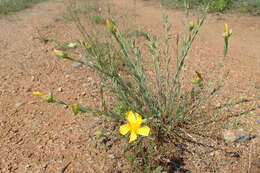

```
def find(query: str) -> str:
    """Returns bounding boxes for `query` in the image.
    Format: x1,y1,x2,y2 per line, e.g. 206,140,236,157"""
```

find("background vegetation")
0,0,47,16
157,0,260,14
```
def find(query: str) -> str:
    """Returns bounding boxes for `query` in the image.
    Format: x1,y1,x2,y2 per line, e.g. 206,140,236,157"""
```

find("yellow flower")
223,24,232,38
53,48,68,59
32,91,54,103
119,111,150,143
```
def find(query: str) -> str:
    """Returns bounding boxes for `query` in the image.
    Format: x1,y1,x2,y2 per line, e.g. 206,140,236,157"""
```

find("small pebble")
251,82,260,89
87,77,93,82
26,87,32,92
31,76,35,81
15,102,25,108
108,154,115,159
28,101,37,104
223,129,249,143
32,121,40,127
72,63,82,67
57,87,63,92
20,162,31,169
81,92,87,96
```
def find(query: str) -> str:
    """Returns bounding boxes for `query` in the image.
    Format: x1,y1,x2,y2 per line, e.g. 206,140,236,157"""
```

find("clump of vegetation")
0,0,47,16
158,0,260,14
159,0,231,11
233,0,260,15
33,0,255,172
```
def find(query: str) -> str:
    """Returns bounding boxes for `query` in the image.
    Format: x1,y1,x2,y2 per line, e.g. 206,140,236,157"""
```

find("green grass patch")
0,0,48,16
233,0,260,15
158,0,260,14
159,0,232,11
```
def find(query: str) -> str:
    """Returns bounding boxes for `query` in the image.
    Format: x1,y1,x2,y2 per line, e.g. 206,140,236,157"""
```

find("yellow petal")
126,111,142,125
119,124,130,135
129,132,137,143
137,126,150,136
32,91,44,97
126,111,135,122
224,24,228,33
229,29,232,35
134,112,142,125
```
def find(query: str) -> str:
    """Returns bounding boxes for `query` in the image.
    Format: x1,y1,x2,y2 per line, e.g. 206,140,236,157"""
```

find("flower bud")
41,93,54,103
95,130,104,138
53,49,68,59
188,21,195,31
223,24,232,39
191,71,203,86
106,19,117,34
97,7,102,13
33,92,54,103
67,42,77,48
70,104,80,115
32,91,44,97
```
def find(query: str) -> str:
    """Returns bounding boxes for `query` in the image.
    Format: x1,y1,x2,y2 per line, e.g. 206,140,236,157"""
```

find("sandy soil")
0,0,259,172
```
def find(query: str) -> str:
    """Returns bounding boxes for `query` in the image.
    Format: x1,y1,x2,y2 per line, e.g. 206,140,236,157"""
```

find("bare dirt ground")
0,0,259,172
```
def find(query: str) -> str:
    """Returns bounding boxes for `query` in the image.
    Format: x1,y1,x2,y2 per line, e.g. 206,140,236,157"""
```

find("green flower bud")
53,49,68,59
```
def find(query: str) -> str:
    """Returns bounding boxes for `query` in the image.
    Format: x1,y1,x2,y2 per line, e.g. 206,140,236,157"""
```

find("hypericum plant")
33,0,235,172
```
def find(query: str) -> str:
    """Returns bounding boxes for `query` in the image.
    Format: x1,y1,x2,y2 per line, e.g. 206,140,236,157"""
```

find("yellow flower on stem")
119,111,150,143
223,24,232,57
223,24,232,38
32,91,54,103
